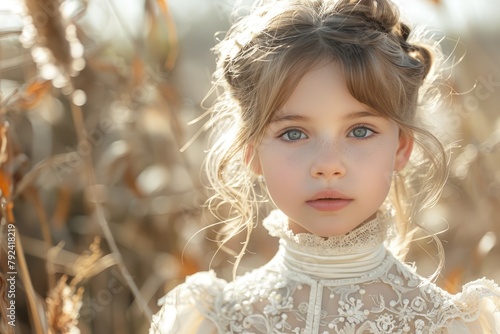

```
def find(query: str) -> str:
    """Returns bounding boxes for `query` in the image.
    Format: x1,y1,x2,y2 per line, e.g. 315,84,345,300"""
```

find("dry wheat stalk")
46,237,106,334
46,276,84,334
20,0,84,91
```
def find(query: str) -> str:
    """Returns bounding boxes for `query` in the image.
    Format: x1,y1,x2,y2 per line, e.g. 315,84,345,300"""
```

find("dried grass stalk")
70,237,115,285
23,0,71,67
0,122,14,224
46,276,83,334
21,0,84,89
1,121,45,333
46,237,108,334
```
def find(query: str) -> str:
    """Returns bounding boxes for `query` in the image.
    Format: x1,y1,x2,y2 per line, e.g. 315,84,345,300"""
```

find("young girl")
150,0,500,333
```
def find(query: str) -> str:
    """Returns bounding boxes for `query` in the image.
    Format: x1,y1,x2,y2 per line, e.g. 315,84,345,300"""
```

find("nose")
310,144,346,179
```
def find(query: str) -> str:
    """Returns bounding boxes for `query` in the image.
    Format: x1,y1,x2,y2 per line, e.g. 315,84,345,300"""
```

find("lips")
308,190,351,201
306,190,353,211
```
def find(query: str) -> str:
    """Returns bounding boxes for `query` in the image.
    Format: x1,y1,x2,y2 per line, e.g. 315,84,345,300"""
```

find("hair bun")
353,1,433,80
352,0,400,34
393,23,433,79
398,22,411,42
410,44,433,79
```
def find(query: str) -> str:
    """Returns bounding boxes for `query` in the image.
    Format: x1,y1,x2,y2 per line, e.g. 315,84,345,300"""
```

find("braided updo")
206,0,448,273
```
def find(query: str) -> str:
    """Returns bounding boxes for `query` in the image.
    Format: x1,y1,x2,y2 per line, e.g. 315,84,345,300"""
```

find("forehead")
273,62,375,119
284,62,344,103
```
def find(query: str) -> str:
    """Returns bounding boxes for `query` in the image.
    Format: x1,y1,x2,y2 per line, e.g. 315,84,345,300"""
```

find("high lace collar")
263,207,395,279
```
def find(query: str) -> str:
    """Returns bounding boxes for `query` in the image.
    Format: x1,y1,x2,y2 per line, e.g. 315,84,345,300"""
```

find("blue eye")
349,126,374,138
281,129,307,141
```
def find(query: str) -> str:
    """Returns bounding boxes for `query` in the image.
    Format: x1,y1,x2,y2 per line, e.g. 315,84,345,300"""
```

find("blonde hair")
204,0,449,276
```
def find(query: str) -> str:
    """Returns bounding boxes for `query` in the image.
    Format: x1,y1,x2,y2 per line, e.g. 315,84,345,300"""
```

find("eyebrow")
270,110,380,123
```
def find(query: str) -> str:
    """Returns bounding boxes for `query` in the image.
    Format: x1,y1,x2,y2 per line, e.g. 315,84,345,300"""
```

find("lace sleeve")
149,271,226,334
441,278,500,333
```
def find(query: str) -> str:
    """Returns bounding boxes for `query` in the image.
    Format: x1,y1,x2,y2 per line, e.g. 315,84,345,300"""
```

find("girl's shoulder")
160,270,226,305
149,270,226,334
149,266,278,334
394,259,500,333
159,262,281,304
441,277,500,333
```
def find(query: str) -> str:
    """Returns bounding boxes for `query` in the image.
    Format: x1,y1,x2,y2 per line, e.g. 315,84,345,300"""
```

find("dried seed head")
20,0,85,90
46,276,84,334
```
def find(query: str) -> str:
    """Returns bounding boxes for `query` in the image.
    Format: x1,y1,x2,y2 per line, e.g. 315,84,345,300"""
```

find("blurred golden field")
0,0,499,333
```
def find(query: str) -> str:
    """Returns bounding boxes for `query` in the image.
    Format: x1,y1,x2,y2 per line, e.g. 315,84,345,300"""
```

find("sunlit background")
1,0,499,332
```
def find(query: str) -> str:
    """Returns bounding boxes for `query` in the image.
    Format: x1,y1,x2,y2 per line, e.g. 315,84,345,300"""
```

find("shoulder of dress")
159,264,283,305
459,277,500,294
151,271,225,334
454,277,500,307
158,270,227,307
421,277,500,308
375,260,500,332
426,278,500,332
216,263,287,303
436,278,500,332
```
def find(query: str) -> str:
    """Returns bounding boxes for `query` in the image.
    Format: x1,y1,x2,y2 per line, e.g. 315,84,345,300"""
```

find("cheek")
348,145,392,167
350,143,397,186
260,154,298,184
257,147,304,191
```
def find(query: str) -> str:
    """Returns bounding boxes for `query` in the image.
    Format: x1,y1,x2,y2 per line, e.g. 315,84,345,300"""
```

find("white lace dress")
150,209,500,334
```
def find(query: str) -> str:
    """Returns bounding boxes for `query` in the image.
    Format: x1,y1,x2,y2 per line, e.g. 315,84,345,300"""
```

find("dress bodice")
150,209,500,334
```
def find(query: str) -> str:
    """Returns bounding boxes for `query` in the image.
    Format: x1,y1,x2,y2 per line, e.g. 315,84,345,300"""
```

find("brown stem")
26,188,55,289
16,235,46,334
69,99,153,320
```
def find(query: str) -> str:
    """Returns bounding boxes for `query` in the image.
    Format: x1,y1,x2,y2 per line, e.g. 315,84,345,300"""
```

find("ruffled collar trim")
262,206,395,256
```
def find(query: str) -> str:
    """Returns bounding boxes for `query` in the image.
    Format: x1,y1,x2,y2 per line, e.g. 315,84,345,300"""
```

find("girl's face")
251,62,413,237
